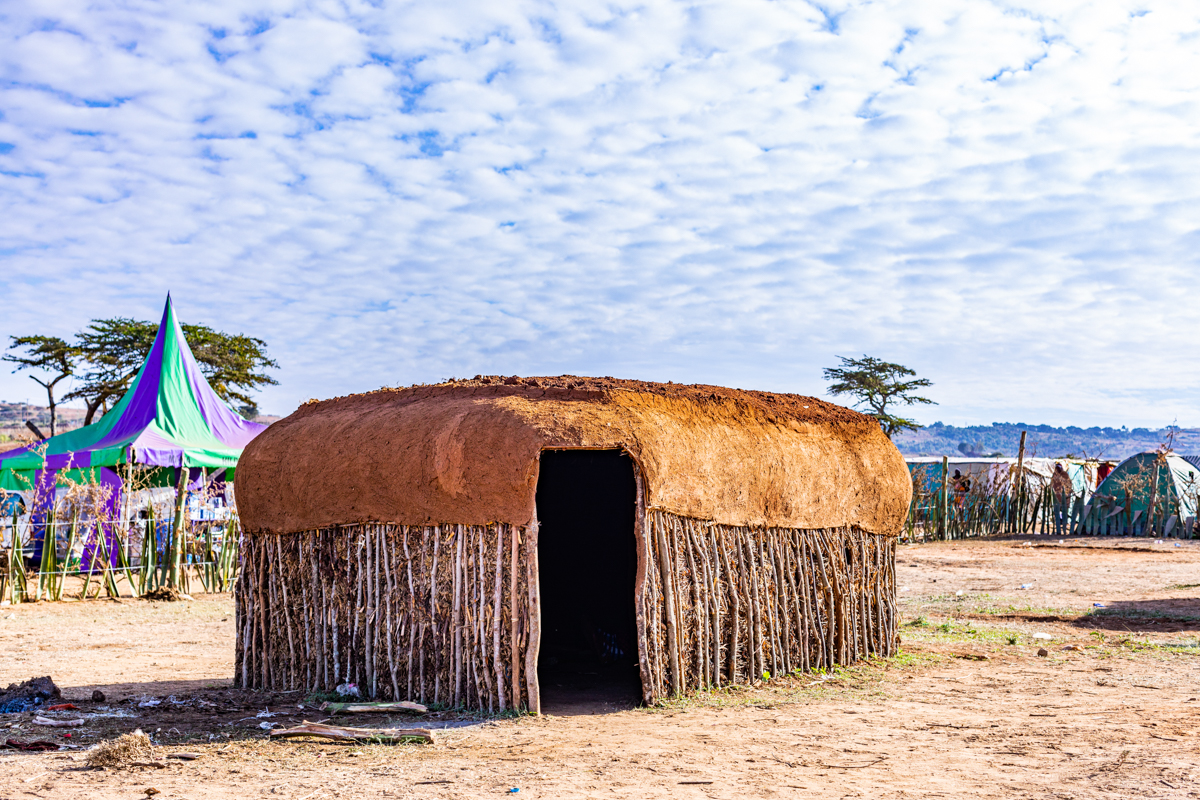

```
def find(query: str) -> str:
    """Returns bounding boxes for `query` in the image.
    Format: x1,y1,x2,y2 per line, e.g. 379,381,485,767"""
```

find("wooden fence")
237,513,898,710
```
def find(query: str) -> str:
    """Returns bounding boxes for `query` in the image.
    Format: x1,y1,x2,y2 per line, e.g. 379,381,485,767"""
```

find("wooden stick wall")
639,510,897,703
237,511,897,710
236,522,539,712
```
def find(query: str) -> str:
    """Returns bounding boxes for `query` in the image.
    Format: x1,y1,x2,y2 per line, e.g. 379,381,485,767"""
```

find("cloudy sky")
2,0,1198,427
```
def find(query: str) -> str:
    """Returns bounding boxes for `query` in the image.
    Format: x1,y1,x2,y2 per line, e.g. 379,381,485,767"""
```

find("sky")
2,0,1199,428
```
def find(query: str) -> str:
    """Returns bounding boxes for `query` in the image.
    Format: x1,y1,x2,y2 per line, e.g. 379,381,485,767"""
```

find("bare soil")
1,537,1198,799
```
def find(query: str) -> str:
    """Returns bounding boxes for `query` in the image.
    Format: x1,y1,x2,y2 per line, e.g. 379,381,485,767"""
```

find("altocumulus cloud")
1,0,1199,426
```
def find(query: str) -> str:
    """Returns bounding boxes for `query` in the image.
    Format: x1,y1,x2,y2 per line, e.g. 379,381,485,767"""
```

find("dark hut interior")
535,450,641,709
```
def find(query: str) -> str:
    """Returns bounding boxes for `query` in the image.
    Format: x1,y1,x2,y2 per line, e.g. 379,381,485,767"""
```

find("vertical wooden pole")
525,521,541,714
383,528,400,701
798,533,814,671
1014,430,1027,533
492,526,506,711
938,456,949,541
1145,456,1162,537
403,528,417,701
276,538,298,689
707,525,723,687
258,538,269,689
452,525,464,707
681,518,704,688
475,527,493,711
430,526,441,705
509,525,520,709
717,527,739,683
630,464,653,705
169,467,188,588
655,513,682,695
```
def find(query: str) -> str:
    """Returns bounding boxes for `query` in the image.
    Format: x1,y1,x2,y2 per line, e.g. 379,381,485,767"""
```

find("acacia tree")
179,324,278,418
3,336,81,437
64,318,159,424
823,355,935,438
65,318,278,424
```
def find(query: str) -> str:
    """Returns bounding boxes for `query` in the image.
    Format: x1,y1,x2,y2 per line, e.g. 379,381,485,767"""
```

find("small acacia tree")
64,318,159,424
823,355,936,438
3,336,81,437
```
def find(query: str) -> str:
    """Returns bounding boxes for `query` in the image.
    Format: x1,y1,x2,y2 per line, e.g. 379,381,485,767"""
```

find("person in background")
1051,463,1073,535
952,469,971,508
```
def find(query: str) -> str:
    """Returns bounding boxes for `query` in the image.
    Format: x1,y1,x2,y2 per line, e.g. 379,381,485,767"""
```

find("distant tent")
904,457,1097,538
0,296,266,567
1078,452,1199,538
0,296,265,491
906,457,1093,498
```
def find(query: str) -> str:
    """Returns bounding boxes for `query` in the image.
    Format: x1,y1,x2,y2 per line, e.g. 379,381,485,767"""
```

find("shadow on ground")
0,684,485,750
1072,597,1200,632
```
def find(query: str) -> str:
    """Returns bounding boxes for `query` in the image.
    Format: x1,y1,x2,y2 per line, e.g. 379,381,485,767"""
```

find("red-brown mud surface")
1,537,1198,799
238,375,908,535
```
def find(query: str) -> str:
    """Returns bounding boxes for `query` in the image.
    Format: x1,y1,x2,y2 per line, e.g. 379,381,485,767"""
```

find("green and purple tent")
0,296,265,509
1,296,266,569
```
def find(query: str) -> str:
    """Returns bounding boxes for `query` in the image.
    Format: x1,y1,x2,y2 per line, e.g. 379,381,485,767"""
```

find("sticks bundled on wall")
639,510,897,702
236,522,539,712
238,511,898,710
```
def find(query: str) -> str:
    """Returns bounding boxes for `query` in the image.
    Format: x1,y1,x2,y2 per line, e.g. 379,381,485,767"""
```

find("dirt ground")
1,536,1198,799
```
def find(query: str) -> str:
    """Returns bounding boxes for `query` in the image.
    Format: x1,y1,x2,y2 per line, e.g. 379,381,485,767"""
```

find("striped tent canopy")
0,296,265,491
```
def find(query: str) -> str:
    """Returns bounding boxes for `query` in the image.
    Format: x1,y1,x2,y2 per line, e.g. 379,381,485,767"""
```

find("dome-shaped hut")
234,377,912,712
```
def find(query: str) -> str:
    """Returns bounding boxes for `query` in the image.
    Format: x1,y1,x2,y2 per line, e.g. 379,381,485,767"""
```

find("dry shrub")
85,729,156,768
141,586,181,602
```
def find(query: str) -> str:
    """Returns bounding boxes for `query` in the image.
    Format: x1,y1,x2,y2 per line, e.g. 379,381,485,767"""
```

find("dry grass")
84,729,156,769
141,586,184,602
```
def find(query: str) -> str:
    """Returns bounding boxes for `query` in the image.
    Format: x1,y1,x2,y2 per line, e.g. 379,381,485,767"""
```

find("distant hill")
894,422,1199,461
0,401,86,446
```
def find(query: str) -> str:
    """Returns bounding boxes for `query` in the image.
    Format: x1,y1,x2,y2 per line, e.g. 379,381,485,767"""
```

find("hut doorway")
535,449,642,711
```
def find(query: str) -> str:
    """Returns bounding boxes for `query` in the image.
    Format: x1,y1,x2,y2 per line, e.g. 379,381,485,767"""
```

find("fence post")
1014,431,1027,534
1145,455,1162,538
938,456,949,541
168,467,188,589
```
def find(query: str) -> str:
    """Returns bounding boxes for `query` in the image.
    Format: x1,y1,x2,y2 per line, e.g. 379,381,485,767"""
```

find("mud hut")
234,377,911,711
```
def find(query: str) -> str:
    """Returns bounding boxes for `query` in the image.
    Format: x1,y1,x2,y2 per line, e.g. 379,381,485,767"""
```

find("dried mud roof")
238,375,912,536
292,375,864,426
